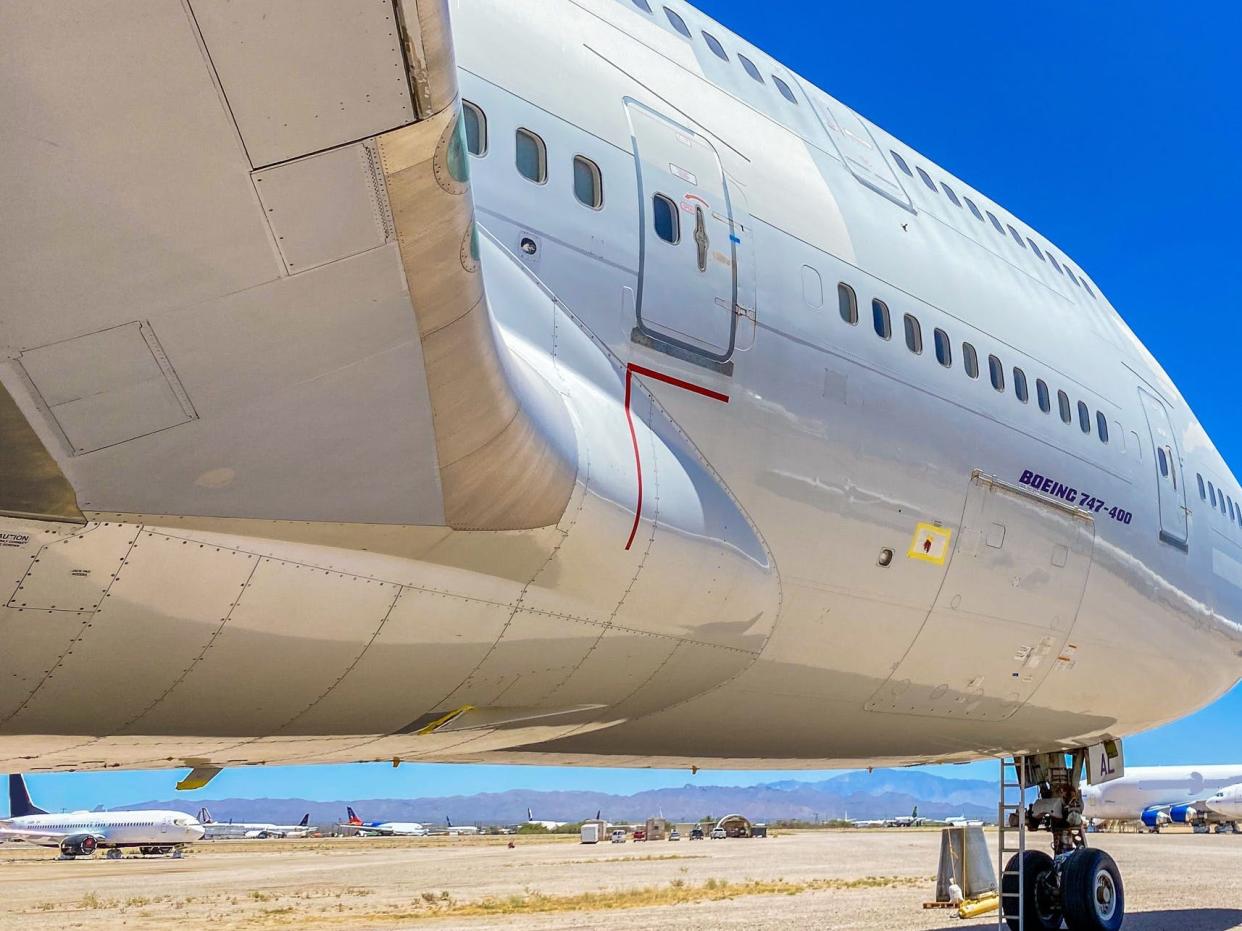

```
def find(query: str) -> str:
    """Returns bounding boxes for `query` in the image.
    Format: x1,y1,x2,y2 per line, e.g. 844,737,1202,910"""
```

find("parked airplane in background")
522,808,566,831
0,775,203,858
1082,765,1242,834
340,806,428,837
1206,784,1242,822
4,1,1242,927
197,808,313,839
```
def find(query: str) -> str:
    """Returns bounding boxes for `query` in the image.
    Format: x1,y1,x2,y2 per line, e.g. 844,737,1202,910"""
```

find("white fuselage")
203,821,309,839
0,0,1239,776
358,822,427,836
1082,765,1242,821
1,811,204,848
1207,785,1242,820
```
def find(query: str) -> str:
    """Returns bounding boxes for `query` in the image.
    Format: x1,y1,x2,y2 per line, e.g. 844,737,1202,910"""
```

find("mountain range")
119,768,997,825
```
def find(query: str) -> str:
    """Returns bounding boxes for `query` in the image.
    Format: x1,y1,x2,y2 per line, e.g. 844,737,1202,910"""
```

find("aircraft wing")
2,0,574,534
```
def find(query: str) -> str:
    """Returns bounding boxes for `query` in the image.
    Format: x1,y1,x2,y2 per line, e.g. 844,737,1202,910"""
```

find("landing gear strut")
999,752,1125,931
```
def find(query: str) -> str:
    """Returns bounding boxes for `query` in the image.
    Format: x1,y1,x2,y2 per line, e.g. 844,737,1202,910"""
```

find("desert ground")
1,829,1239,930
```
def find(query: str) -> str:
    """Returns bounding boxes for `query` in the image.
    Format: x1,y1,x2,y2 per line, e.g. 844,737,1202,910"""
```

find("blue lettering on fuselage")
1018,468,1078,505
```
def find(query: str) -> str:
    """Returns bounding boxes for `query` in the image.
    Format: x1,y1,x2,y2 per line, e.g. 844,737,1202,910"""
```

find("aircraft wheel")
1061,848,1124,931
1001,850,1062,931
105,848,122,860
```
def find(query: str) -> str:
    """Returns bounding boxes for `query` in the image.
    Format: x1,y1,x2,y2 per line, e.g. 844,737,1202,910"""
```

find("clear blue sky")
14,1,1242,812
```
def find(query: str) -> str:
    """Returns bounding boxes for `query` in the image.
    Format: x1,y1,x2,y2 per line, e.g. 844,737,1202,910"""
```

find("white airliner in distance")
1082,765,1242,834
197,807,313,839
0,775,204,858
1206,785,1242,822
3,1,1241,928
340,806,428,837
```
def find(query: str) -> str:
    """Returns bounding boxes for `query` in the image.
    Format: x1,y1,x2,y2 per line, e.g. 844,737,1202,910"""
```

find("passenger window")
989,355,1004,392
463,100,487,156
1013,367,1029,403
1197,474,1207,500
1096,411,1109,443
987,211,1005,234
652,193,679,243
739,55,764,83
1209,481,1217,507
573,155,603,209
1027,238,1045,260
1007,225,1026,248
940,182,962,207
917,167,938,192
838,282,858,325
891,151,913,176
632,0,653,11
515,128,547,183
773,76,798,104
1082,279,1096,299
664,7,691,37
964,198,985,222
1036,378,1051,413
1159,448,1169,478
1065,268,1081,287
1078,401,1092,434
1058,390,1072,424
1047,253,1063,273
872,299,891,340
934,328,952,367
963,342,979,379
702,31,729,60
904,314,923,354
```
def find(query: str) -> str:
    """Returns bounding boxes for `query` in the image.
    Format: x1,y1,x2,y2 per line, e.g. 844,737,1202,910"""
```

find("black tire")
1001,850,1063,931
1061,847,1124,931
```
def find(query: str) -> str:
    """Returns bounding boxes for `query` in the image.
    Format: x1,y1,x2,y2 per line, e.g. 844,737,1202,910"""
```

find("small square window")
515,128,546,183
838,283,858,325
652,193,679,243
573,155,603,209
664,7,691,38
963,342,979,379
872,299,891,340
904,315,923,354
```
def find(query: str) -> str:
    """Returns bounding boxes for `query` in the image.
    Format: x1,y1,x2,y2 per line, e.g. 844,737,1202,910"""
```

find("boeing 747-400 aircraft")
1,775,204,857
2,1,1240,927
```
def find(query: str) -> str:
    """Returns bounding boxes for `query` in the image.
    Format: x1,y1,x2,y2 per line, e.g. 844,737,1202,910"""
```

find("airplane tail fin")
299,813,309,827
7,775,48,818
527,807,533,821
347,806,362,825
446,815,452,827
197,807,214,824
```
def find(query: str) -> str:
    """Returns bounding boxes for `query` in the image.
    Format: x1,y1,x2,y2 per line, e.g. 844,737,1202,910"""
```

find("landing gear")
1000,752,1126,931
1000,850,1061,930
1060,848,1124,931
105,847,123,860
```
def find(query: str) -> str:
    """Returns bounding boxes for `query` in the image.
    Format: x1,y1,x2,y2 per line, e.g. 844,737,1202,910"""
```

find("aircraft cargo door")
626,100,739,364
1138,387,1189,548
866,471,1096,722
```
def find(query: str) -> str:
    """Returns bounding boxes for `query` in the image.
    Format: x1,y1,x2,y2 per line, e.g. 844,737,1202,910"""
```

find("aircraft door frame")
625,99,741,371
1138,387,1189,549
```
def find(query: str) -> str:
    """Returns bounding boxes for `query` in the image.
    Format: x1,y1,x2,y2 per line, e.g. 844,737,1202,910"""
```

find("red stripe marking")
624,362,729,550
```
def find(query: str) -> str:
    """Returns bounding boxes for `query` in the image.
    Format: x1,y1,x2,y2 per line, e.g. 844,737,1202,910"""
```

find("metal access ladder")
998,756,1027,930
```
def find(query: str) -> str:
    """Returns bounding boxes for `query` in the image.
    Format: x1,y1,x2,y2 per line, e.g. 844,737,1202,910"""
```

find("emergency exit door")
1138,387,1189,548
626,100,739,363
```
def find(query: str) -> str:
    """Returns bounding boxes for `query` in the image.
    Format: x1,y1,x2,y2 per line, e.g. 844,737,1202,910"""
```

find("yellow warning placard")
908,523,952,565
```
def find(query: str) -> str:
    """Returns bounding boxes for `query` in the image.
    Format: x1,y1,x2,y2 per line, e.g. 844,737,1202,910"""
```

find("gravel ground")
1,828,1239,929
